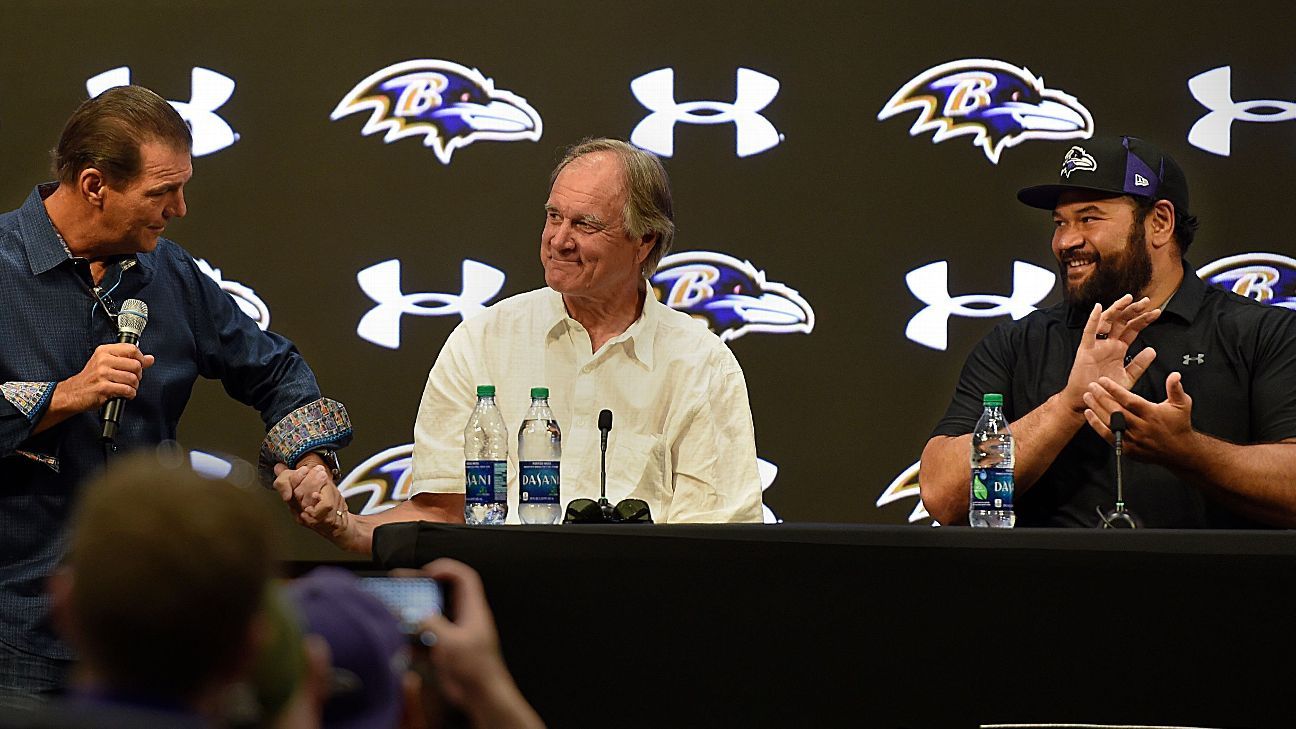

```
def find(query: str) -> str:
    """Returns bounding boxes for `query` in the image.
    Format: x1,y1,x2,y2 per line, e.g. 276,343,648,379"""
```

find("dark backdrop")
2,1,1293,558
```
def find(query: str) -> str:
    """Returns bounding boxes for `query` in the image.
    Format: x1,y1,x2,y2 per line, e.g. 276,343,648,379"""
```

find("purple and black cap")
1017,135,1190,217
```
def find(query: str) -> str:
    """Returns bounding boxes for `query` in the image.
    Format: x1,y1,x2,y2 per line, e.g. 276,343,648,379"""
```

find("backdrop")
3,1,1293,557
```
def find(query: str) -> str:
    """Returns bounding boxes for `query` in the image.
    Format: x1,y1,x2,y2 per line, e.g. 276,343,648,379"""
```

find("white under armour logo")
1183,353,1206,365
1188,66,1296,157
357,259,505,349
905,261,1055,350
630,68,782,158
87,67,240,157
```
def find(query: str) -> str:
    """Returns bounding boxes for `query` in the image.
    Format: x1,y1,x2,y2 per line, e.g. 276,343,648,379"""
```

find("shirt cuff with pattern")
2,382,60,471
2,381,56,422
258,397,353,484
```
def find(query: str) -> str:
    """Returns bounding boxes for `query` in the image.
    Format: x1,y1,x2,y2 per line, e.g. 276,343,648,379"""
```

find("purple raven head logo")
337,444,414,515
332,59,543,164
1197,253,1296,310
878,59,1093,164
1060,145,1098,178
649,251,814,342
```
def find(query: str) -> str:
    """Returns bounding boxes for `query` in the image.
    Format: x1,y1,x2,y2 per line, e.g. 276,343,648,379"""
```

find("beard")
1059,220,1153,310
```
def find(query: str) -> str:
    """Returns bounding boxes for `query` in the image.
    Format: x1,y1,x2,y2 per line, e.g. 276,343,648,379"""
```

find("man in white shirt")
278,138,763,552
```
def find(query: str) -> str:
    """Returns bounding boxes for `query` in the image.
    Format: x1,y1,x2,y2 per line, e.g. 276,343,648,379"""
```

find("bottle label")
519,460,560,504
465,460,507,505
971,467,1014,510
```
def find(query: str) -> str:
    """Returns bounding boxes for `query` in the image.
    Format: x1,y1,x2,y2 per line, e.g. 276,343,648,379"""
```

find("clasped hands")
273,455,348,539
1066,294,1194,464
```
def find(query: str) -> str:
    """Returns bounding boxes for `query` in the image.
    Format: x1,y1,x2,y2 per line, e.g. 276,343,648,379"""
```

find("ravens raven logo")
876,460,934,525
1060,145,1098,177
650,251,814,342
1198,253,1296,310
332,59,543,164
878,58,1093,164
337,444,415,515
194,258,270,330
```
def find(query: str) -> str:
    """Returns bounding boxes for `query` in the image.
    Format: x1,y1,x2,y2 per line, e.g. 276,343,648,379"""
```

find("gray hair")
550,138,675,276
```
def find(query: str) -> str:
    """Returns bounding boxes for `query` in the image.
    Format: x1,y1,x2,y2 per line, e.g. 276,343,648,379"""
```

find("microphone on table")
101,299,149,443
598,409,613,516
1097,411,1138,528
560,408,652,523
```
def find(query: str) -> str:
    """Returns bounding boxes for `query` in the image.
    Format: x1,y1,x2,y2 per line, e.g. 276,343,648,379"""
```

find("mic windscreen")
599,409,613,431
117,299,149,338
1110,411,1126,433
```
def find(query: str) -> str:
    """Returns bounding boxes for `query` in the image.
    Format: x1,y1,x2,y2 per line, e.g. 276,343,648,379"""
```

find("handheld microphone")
101,299,149,443
598,409,613,506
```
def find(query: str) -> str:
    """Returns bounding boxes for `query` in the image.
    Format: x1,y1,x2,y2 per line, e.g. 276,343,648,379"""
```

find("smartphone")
356,577,444,634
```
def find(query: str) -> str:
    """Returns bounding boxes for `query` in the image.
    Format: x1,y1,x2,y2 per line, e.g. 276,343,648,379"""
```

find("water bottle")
464,385,508,525
969,393,1016,528
518,387,561,524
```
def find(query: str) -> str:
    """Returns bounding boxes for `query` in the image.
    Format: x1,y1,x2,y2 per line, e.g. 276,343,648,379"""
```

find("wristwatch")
308,448,342,483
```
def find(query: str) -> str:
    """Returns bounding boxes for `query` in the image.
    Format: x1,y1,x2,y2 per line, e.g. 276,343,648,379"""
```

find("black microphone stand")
598,409,613,520
1098,411,1137,528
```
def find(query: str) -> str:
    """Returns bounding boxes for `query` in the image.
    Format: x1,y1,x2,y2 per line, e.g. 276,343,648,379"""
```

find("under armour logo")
1183,353,1206,365
905,260,1055,350
630,67,782,158
87,67,240,157
357,259,505,349
1188,66,1296,157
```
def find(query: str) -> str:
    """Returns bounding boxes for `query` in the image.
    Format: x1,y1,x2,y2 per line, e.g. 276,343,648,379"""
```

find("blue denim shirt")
0,184,351,659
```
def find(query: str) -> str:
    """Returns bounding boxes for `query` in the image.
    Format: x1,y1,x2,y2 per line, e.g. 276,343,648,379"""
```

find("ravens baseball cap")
1017,135,1189,217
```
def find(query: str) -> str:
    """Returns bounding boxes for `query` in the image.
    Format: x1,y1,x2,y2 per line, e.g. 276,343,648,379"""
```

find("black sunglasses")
562,497,654,524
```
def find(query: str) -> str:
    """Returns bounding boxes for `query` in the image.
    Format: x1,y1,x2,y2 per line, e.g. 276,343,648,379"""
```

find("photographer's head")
49,453,276,709
288,567,419,729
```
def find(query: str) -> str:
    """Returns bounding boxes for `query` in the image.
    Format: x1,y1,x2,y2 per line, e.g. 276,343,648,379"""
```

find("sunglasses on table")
562,498,654,524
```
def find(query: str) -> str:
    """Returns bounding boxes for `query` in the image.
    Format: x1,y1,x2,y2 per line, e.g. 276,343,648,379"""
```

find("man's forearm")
1168,434,1296,527
333,493,466,554
920,393,1087,524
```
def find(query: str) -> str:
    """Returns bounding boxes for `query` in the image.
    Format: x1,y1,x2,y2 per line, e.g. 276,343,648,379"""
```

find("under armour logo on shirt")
1183,353,1206,365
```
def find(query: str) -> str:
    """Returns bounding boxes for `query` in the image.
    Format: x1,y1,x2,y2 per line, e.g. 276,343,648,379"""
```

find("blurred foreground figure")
289,559,543,729
1,453,276,727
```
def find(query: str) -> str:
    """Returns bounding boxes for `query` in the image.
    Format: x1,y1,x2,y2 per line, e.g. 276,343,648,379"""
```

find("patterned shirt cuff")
258,398,353,481
2,381,56,422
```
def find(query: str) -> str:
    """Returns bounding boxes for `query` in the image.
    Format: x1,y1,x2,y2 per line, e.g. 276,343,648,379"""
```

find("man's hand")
1061,295,1160,413
410,559,545,729
272,461,350,542
37,343,157,433
1082,372,1195,463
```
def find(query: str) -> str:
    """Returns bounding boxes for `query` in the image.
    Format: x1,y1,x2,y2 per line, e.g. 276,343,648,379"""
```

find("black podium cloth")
372,523,1296,728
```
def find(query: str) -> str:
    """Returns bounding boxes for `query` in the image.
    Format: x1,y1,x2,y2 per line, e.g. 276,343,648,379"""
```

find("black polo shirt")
931,259,1296,528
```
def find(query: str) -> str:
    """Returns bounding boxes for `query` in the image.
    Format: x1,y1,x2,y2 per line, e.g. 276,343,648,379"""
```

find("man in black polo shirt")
919,135,1296,528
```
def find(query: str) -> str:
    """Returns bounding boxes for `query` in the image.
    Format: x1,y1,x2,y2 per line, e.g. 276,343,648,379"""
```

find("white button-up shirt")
410,286,763,523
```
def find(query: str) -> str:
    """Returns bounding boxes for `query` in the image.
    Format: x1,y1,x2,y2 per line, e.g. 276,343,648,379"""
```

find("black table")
372,523,1296,728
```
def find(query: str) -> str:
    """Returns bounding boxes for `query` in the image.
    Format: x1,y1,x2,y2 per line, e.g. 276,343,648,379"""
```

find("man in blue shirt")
0,85,351,703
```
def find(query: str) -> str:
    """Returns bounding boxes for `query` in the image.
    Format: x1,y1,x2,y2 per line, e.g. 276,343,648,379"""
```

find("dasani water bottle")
518,387,561,524
464,385,508,525
969,393,1015,528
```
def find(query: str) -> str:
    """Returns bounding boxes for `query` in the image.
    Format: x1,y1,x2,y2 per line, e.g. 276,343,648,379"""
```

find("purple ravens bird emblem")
332,59,543,164
878,58,1094,164
650,251,814,342
337,444,415,515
